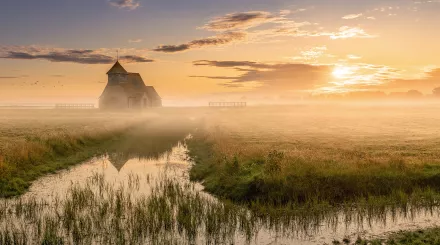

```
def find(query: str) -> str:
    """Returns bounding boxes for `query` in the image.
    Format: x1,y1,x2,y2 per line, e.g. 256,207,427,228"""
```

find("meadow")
2,104,440,244
188,104,440,207
0,109,196,197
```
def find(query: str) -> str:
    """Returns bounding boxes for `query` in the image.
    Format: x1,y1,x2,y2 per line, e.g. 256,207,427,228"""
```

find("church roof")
128,73,146,88
145,86,161,100
107,61,128,74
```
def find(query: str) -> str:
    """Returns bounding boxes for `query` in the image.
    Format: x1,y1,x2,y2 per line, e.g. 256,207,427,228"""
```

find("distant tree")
433,87,440,97
406,90,423,98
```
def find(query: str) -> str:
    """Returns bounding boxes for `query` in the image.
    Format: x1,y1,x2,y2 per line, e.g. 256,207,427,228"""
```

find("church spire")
107,60,128,74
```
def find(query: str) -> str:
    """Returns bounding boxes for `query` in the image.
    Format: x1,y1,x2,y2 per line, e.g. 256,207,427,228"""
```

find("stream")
2,137,440,244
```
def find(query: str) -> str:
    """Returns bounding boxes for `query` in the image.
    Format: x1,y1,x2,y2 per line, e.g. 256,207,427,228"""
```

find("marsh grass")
2,170,440,245
0,173,250,244
187,105,440,208
0,110,198,197
337,227,440,245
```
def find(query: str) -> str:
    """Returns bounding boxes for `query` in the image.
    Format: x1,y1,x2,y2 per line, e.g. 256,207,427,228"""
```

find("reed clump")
0,173,253,244
341,227,440,245
2,171,440,245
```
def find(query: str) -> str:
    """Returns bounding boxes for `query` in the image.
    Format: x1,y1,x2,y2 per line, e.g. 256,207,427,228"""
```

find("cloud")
342,13,363,19
291,46,329,62
193,60,272,69
347,54,362,60
120,55,154,63
201,11,275,31
154,32,246,53
192,61,440,95
192,60,332,91
314,64,440,94
330,26,376,39
0,76,26,79
249,23,376,41
109,0,140,10
128,39,142,43
384,68,440,91
152,10,377,54
0,46,154,64
413,0,440,4
153,44,190,53
189,75,240,80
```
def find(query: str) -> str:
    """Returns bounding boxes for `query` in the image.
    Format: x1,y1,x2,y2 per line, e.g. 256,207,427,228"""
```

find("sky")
1,0,440,105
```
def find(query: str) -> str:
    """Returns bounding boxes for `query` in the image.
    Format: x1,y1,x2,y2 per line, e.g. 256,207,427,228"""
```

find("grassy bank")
187,105,440,207
338,227,440,245
0,110,197,197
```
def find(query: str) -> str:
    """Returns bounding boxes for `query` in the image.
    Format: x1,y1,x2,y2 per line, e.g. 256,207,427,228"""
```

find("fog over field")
1,104,440,244
2,0,440,243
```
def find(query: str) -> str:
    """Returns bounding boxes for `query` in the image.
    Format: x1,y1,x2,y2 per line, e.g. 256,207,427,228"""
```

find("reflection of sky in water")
22,141,193,201
8,141,440,245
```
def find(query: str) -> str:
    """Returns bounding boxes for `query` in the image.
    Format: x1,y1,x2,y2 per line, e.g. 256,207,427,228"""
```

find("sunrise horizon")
1,0,440,106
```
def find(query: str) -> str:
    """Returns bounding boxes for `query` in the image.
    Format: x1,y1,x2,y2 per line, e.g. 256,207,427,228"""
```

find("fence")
209,102,247,107
55,104,96,109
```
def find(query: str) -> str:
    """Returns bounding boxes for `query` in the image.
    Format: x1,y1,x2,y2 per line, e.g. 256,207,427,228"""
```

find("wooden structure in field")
55,104,95,109
209,102,247,107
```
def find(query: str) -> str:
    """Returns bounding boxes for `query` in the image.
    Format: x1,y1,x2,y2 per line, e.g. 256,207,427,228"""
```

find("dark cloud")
109,0,140,10
1,49,154,64
193,60,271,69
192,60,332,91
202,11,275,31
153,44,191,53
0,74,28,79
0,76,24,79
120,55,154,63
2,50,114,64
189,75,240,80
154,32,246,53
6,52,37,60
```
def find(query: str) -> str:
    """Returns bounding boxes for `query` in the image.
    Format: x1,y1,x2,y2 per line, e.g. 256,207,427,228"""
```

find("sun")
332,66,353,79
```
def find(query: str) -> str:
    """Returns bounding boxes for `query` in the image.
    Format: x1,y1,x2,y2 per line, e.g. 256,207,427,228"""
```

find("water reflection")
104,129,190,172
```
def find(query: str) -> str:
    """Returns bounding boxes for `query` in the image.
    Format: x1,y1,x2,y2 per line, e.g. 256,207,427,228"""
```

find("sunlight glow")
332,66,354,79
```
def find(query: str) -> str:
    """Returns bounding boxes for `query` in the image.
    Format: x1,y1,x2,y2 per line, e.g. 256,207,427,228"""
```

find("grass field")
188,104,440,208
0,109,197,197
2,105,440,243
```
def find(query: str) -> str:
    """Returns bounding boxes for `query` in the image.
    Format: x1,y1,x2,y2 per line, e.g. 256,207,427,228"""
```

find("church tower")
106,61,128,85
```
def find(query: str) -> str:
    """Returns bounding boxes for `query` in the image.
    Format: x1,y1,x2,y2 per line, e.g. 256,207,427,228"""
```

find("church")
99,61,162,110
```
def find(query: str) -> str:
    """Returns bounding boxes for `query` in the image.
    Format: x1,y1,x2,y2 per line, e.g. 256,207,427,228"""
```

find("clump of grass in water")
0,173,256,244
337,227,440,245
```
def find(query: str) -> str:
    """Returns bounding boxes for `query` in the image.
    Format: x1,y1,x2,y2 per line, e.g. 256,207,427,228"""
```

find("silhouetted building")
99,61,162,109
